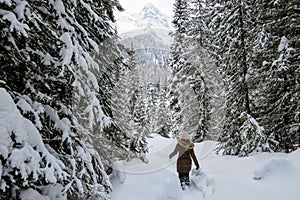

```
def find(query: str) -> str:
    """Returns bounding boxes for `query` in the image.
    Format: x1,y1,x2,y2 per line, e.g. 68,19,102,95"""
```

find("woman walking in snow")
169,131,200,190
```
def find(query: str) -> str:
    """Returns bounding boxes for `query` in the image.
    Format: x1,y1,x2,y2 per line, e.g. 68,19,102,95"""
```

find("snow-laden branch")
0,88,68,187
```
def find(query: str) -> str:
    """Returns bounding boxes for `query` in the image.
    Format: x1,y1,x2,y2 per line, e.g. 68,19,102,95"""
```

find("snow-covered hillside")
111,135,300,200
115,3,172,33
119,28,172,49
115,3,172,98
116,3,173,51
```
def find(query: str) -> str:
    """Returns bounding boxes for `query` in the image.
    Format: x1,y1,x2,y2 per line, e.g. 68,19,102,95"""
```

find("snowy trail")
111,136,214,200
111,135,300,200
111,155,208,200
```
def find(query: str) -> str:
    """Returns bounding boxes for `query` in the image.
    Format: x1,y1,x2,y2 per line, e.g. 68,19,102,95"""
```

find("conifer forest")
0,0,299,199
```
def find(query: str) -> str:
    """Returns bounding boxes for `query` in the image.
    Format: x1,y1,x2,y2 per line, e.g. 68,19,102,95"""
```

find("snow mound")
196,140,218,160
159,173,183,200
288,149,300,163
190,169,214,198
111,161,126,184
111,169,182,200
20,188,50,200
253,157,294,180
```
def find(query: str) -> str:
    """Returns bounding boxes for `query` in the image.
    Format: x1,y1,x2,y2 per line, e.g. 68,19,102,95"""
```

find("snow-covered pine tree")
0,88,71,199
178,73,207,142
128,49,149,157
208,0,267,155
169,0,225,142
184,0,226,141
169,0,190,72
109,46,148,162
145,82,160,134
188,0,208,49
168,0,190,138
127,47,140,117
177,0,208,142
100,48,133,166
131,88,149,157
253,0,300,152
239,112,272,156
0,0,124,199
154,88,172,138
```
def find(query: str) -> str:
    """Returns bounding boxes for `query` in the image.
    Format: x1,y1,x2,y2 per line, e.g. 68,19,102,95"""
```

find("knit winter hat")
181,131,190,140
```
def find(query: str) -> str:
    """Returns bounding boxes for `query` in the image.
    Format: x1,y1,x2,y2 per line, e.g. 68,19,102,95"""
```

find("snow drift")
111,135,300,200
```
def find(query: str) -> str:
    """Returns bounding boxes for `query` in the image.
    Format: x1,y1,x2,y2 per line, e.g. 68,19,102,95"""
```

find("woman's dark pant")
178,172,190,188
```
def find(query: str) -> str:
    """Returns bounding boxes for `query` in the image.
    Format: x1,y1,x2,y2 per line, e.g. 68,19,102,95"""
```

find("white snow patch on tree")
59,32,74,67
52,0,66,17
41,184,67,200
8,143,41,181
0,0,12,6
278,36,289,52
0,9,30,37
0,160,3,182
0,126,11,159
13,0,28,20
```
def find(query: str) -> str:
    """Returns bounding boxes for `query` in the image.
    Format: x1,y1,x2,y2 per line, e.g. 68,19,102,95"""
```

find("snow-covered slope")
119,28,172,48
115,3,172,33
111,135,300,200
116,3,173,50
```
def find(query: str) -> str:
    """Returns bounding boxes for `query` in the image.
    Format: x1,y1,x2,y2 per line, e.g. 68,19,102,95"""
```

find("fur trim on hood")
178,139,194,149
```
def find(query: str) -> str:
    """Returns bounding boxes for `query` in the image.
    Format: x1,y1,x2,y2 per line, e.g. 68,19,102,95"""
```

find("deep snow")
111,135,300,200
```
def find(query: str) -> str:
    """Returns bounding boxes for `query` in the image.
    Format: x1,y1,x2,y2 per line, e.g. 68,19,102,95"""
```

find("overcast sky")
118,0,175,15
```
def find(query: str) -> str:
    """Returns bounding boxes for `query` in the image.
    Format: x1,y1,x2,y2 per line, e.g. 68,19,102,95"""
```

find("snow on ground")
111,135,300,200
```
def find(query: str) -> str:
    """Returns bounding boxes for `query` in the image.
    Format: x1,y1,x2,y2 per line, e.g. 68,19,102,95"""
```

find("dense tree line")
112,47,172,145
0,0,142,199
169,0,299,155
1,0,299,198
169,0,224,141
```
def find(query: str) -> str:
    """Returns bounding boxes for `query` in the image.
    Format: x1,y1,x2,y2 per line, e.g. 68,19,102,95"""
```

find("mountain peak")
140,3,169,29
142,3,164,16
115,3,171,33
144,2,156,8
143,2,159,11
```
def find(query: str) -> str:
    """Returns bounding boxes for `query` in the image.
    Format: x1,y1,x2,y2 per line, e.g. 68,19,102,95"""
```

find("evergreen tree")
154,87,172,138
110,47,148,162
239,112,272,156
208,0,261,155
169,0,224,141
132,85,149,155
253,0,300,152
169,0,190,72
208,0,299,154
184,0,226,141
145,82,160,134
168,0,190,137
0,0,124,198
101,48,133,166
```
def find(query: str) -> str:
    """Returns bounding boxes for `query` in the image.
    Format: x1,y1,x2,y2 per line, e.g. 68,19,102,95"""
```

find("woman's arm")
169,144,179,159
190,148,200,170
